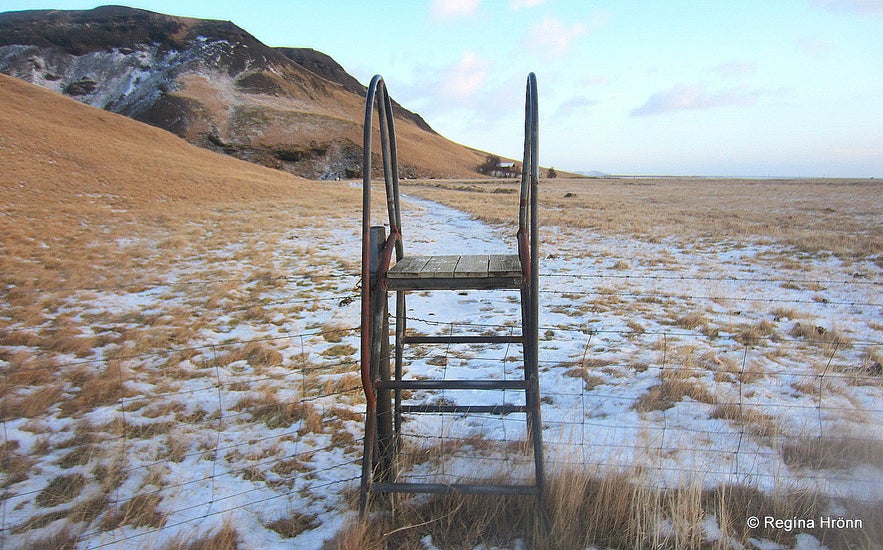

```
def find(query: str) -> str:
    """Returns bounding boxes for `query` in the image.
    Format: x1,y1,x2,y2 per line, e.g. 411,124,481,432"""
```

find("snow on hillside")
0,38,247,115
1,194,880,548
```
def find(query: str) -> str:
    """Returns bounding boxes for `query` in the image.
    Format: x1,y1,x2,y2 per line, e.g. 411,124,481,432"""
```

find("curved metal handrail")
361,75,403,410
517,73,539,288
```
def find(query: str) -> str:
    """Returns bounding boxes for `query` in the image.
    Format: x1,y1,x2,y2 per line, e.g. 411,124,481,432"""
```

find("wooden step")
378,379,528,390
399,404,527,414
402,334,523,345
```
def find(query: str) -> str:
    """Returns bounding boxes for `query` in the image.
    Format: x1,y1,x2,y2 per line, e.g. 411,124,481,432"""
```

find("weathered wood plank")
386,276,522,291
421,255,460,278
488,254,521,277
455,255,489,278
386,254,522,289
388,256,431,278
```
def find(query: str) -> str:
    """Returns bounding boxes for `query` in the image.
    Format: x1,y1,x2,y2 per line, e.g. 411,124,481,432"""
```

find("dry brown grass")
164,518,240,550
333,492,538,549
35,473,87,507
326,517,386,550
322,372,362,397
100,493,167,530
3,383,64,420
15,527,81,550
59,364,130,417
234,391,322,432
710,403,779,439
633,378,713,412
0,73,361,315
781,434,883,471
321,344,358,358
563,366,607,391
12,495,108,540
218,341,283,369
3,73,880,548
626,319,646,335
322,322,354,343
265,511,320,538
1,439,36,488
1,351,57,388
735,318,778,346
676,311,709,331
332,465,882,549
789,322,850,349
403,177,881,262
633,346,715,412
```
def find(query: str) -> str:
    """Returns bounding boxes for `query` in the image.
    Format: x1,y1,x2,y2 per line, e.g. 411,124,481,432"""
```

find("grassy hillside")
0,72,361,290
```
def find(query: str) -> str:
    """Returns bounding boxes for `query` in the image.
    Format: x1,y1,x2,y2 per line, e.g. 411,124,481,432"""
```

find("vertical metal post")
525,73,547,526
394,290,405,450
368,227,394,487
359,77,383,517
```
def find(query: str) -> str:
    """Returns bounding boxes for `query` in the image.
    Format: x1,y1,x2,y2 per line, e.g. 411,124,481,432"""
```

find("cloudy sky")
4,0,882,177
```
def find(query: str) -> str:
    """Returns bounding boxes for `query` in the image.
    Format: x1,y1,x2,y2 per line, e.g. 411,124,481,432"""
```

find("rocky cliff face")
0,6,483,179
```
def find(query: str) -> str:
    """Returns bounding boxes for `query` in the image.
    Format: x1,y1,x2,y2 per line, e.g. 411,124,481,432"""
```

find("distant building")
490,161,520,178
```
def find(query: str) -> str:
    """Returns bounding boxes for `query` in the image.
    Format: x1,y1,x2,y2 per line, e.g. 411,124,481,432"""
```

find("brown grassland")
2,73,881,548
403,176,881,264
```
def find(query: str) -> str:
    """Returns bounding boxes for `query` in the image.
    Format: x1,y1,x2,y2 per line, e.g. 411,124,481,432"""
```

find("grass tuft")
266,511,320,538
101,493,166,530
790,322,850,348
234,392,322,431
676,311,708,331
165,518,240,550
634,379,713,412
36,473,86,507
781,435,883,471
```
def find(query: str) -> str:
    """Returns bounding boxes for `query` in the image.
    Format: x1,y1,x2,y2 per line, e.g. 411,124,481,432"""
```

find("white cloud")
581,74,611,86
710,61,757,80
443,51,490,99
795,36,831,58
526,15,587,57
630,84,786,116
554,96,599,118
432,0,481,19
509,0,547,9
809,0,883,17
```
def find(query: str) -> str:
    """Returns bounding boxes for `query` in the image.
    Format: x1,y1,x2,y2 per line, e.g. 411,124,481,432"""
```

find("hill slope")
0,70,359,298
0,5,487,179
0,71,319,207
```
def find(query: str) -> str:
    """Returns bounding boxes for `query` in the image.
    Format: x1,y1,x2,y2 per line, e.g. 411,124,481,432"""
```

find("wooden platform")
385,254,522,290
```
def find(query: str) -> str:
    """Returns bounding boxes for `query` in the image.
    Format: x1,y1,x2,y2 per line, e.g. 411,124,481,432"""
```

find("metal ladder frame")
359,73,544,520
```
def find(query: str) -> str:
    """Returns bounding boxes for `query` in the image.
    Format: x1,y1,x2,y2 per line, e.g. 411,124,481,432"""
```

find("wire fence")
1,268,880,547
390,313,881,498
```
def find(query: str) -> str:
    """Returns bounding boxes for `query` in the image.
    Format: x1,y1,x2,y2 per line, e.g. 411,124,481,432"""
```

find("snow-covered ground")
1,194,880,548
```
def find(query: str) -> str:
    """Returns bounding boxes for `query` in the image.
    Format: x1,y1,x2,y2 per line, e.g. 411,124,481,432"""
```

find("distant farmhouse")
492,161,520,178
478,155,521,178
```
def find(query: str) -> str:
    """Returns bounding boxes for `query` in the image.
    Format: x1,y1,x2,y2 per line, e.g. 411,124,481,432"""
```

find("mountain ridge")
0,5,484,179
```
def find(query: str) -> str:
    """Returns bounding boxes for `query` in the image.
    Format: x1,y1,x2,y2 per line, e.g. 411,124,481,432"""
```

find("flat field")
2,174,881,549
